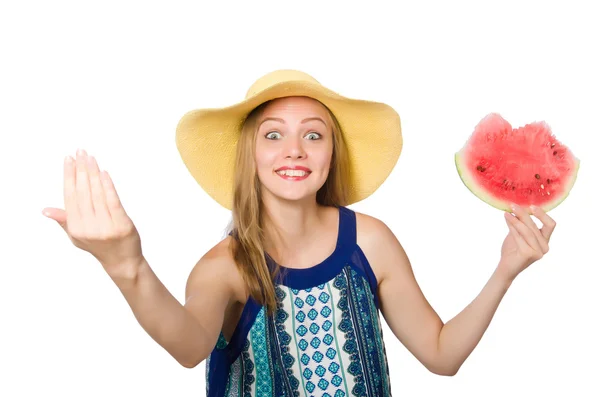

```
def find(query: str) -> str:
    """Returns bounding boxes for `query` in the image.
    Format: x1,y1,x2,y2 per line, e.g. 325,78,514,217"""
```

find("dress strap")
337,205,357,250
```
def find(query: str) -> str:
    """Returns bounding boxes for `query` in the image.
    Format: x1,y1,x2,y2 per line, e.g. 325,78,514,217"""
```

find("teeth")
277,169,308,177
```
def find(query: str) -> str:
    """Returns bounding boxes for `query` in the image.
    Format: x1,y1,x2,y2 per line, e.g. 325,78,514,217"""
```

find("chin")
261,183,324,203
267,189,317,203
258,172,328,203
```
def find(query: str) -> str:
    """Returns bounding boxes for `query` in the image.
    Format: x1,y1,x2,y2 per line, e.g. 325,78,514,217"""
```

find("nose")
284,136,306,159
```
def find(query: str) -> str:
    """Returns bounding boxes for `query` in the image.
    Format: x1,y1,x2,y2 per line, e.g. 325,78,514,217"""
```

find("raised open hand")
42,149,143,278
497,204,557,282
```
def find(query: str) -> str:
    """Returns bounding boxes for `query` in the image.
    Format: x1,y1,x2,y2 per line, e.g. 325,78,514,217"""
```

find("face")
254,96,334,204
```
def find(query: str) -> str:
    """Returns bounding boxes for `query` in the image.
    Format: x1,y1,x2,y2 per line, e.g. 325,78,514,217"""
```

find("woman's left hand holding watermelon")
497,204,557,282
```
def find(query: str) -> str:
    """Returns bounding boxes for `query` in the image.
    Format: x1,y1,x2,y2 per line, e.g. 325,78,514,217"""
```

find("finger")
530,205,557,242
510,204,547,251
63,155,79,223
42,207,67,229
75,149,95,219
504,213,530,253
87,155,111,221
505,211,542,252
100,170,128,224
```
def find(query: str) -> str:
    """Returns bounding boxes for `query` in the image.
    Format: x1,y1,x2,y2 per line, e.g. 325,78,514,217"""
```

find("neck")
260,195,325,264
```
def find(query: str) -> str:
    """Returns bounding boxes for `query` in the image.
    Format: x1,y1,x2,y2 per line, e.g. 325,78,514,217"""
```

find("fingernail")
530,205,537,212
510,203,517,211
65,156,72,163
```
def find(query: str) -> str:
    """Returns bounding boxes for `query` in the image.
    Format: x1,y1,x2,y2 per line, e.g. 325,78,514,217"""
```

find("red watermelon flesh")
455,113,579,213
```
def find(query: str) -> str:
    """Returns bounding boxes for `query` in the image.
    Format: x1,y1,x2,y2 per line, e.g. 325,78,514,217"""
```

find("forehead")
260,96,330,119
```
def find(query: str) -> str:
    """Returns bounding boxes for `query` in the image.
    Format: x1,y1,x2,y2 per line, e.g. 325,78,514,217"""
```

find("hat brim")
175,80,402,210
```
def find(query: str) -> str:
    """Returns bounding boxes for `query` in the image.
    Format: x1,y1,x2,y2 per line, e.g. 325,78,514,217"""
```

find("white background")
2,0,599,396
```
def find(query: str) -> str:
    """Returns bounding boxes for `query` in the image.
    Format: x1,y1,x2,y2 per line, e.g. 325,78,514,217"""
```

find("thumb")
42,207,67,230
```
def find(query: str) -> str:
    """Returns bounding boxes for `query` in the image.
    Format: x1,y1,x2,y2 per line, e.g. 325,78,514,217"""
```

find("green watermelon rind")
454,149,580,214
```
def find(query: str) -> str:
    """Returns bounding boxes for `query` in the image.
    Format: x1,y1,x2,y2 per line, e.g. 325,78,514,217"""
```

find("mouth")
274,166,312,180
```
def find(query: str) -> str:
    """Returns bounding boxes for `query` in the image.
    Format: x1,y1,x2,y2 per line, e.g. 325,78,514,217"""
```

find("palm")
500,231,518,259
499,230,521,276
42,149,143,275
497,206,556,281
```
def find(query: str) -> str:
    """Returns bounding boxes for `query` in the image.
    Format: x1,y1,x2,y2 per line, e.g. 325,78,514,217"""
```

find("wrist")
493,262,516,289
107,256,147,289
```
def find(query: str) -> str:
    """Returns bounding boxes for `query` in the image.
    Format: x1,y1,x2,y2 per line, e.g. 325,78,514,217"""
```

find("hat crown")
245,69,320,99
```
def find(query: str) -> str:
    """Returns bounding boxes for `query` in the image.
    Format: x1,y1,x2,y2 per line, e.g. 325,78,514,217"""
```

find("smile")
275,167,312,180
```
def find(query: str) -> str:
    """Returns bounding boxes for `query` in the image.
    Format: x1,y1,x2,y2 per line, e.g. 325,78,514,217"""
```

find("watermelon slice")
455,113,579,213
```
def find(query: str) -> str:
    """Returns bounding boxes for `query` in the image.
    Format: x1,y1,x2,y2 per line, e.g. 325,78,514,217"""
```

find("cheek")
314,145,334,171
255,144,278,171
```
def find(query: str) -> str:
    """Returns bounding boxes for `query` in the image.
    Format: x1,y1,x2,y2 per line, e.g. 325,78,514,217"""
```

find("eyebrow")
258,116,327,128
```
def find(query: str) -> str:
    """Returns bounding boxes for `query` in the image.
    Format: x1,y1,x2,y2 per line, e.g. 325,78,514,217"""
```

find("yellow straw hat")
175,69,402,210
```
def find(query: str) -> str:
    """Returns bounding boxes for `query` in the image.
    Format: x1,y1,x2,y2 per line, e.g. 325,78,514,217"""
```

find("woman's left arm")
356,204,556,376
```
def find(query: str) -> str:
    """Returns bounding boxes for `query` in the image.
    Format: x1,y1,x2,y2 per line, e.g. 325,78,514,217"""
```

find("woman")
42,70,557,396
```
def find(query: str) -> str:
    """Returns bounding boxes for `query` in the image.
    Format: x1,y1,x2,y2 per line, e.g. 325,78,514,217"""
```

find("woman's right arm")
42,149,236,369
111,248,236,368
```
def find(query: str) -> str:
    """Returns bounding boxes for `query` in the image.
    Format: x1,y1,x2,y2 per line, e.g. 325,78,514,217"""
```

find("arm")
47,149,236,369
112,239,237,369
435,268,511,375
356,213,512,376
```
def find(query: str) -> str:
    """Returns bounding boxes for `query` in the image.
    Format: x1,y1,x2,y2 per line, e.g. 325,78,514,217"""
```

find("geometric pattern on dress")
287,283,349,397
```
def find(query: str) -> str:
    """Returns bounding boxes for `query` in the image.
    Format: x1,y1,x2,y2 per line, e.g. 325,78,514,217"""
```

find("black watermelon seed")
535,174,541,179
547,178,551,184
553,151,558,155
477,165,485,172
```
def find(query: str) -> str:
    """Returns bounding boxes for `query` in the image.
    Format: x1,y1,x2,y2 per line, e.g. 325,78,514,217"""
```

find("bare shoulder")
354,211,411,286
354,211,394,245
185,235,247,306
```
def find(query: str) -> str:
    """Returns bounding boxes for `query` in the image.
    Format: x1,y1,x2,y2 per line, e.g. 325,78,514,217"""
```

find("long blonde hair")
227,98,350,315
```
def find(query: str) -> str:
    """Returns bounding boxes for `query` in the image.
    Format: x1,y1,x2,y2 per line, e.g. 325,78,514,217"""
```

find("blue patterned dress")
206,206,392,396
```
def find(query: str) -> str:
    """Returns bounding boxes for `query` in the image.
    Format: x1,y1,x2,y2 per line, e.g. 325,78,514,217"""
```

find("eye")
265,131,281,140
305,132,321,140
